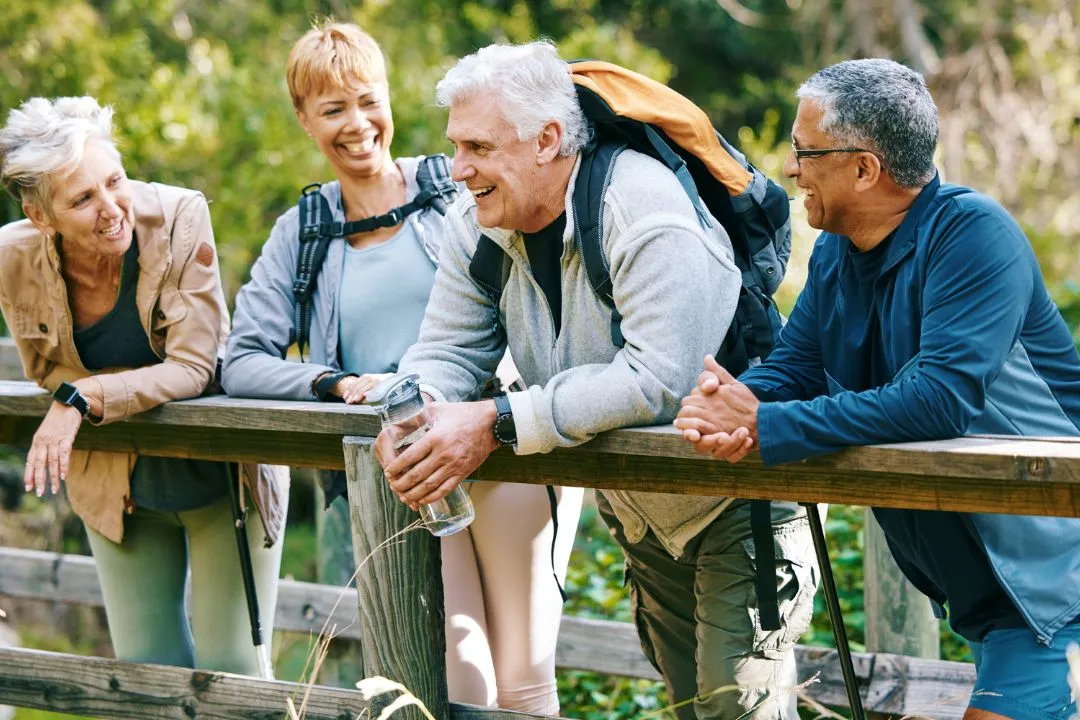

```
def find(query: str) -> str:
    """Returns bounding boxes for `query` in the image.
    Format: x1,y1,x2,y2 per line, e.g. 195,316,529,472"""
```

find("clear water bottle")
367,374,475,537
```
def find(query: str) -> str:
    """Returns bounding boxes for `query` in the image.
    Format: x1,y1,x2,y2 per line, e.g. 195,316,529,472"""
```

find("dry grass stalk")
287,519,426,719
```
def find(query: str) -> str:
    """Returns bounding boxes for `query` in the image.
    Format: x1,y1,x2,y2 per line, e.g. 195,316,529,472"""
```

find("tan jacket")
0,181,287,545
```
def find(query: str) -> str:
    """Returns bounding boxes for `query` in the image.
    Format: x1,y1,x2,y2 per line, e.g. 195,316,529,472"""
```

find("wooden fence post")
863,508,939,717
343,436,448,720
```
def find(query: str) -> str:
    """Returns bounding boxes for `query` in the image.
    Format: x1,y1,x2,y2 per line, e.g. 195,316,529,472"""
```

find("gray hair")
436,41,588,157
797,59,938,188
0,96,121,215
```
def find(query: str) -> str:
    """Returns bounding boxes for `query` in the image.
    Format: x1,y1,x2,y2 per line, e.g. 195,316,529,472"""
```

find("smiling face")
297,77,395,181
783,100,860,235
446,92,561,233
27,139,135,259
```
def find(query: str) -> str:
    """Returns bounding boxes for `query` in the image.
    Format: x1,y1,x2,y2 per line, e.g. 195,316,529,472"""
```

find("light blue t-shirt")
337,220,437,374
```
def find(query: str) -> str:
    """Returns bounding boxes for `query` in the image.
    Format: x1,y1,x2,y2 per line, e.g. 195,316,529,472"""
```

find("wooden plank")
344,437,447,720
0,646,552,720
2,379,1079,515
0,415,349,470
0,646,373,719
0,339,22,381
0,380,381,436
0,549,973,717
474,445,1080,518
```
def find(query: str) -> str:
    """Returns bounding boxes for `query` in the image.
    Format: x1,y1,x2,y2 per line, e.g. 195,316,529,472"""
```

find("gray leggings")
85,494,284,675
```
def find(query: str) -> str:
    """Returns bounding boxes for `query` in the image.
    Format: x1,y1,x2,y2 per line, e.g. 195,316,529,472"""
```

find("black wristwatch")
492,394,517,448
53,381,90,417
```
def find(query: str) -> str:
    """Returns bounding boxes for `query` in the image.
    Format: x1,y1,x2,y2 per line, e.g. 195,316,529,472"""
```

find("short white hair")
0,96,121,215
436,41,588,157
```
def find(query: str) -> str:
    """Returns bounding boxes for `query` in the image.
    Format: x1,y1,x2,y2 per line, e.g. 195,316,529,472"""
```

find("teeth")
471,186,494,198
100,222,122,236
343,139,375,154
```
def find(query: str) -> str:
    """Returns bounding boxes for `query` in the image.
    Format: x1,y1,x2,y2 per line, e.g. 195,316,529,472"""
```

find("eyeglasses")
790,140,872,167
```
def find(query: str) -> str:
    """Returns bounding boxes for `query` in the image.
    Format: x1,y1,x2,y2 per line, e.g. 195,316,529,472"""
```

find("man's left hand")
383,400,499,509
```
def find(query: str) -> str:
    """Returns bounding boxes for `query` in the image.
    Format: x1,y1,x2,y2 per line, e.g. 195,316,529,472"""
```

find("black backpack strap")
293,157,459,360
294,183,334,360
339,154,461,235
641,125,710,229
469,235,512,336
572,140,625,347
546,485,568,602
414,153,458,216
751,499,781,631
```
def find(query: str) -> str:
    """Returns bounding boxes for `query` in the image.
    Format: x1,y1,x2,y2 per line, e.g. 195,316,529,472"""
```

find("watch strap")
493,394,516,447
53,382,90,417
313,371,357,401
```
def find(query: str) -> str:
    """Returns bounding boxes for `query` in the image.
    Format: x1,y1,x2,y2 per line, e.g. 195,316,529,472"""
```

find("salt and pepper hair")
436,41,588,157
0,96,121,217
797,58,938,188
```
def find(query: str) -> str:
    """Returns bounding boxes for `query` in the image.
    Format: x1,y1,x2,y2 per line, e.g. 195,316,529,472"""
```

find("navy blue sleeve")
740,240,828,402
756,205,1033,466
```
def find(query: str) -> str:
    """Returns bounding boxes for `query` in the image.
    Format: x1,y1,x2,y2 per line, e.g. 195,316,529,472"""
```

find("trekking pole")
801,502,866,720
227,463,274,680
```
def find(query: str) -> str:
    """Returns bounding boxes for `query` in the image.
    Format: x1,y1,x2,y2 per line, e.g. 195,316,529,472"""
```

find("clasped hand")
675,355,760,463
374,400,498,510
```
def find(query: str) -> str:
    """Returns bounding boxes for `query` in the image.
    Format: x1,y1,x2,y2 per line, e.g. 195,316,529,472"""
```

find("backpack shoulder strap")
573,140,625,347
414,154,458,216
294,183,336,360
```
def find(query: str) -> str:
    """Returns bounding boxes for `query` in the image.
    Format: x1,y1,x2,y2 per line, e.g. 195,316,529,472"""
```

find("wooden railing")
0,546,977,719
1,371,1077,719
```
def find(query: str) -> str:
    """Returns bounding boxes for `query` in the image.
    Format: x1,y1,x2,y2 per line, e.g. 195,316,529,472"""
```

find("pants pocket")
741,518,819,660
625,564,662,672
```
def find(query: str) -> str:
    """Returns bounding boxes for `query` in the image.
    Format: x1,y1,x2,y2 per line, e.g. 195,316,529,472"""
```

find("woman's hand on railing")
335,373,392,404
24,401,83,496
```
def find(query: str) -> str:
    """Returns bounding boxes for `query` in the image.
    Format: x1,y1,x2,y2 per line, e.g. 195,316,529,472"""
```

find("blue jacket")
741,174,1080,643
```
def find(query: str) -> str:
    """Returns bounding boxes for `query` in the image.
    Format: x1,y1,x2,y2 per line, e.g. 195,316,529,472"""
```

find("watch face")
54,383,79,405
493,415,514,445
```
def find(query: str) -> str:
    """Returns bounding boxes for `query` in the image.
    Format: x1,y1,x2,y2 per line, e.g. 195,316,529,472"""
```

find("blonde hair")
0,96,120,215
286,22,387,110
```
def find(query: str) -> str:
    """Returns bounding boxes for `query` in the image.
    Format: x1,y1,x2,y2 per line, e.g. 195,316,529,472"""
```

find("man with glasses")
677,58,1080,720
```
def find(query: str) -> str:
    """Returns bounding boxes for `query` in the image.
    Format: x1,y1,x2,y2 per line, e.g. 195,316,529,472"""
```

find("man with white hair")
376,41,818,719
678,58,1080,720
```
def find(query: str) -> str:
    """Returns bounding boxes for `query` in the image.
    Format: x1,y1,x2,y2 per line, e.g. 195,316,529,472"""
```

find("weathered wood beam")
344,437,447,720
0,339,22,382
0,548,975,718
2,380,1078,515
0,647,554,720
0,646,372,719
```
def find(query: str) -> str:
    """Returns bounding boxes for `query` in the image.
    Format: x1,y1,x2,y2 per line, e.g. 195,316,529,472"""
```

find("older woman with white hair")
0,96,287,675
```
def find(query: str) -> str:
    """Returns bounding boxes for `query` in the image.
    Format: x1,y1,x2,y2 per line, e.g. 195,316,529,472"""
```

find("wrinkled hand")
25,401,83,496
377,400,498,510
335,373,392,404
675,355,759,463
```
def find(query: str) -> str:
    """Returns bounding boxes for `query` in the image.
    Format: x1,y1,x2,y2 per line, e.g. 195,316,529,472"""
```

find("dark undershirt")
72,237,229,513
522,213,566,337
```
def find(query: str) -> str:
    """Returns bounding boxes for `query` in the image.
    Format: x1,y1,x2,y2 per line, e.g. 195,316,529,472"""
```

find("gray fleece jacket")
223,157,445,400
399,149,741,558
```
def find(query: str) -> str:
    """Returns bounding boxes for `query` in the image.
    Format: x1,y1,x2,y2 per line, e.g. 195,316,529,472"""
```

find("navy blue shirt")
741,174,1080,642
